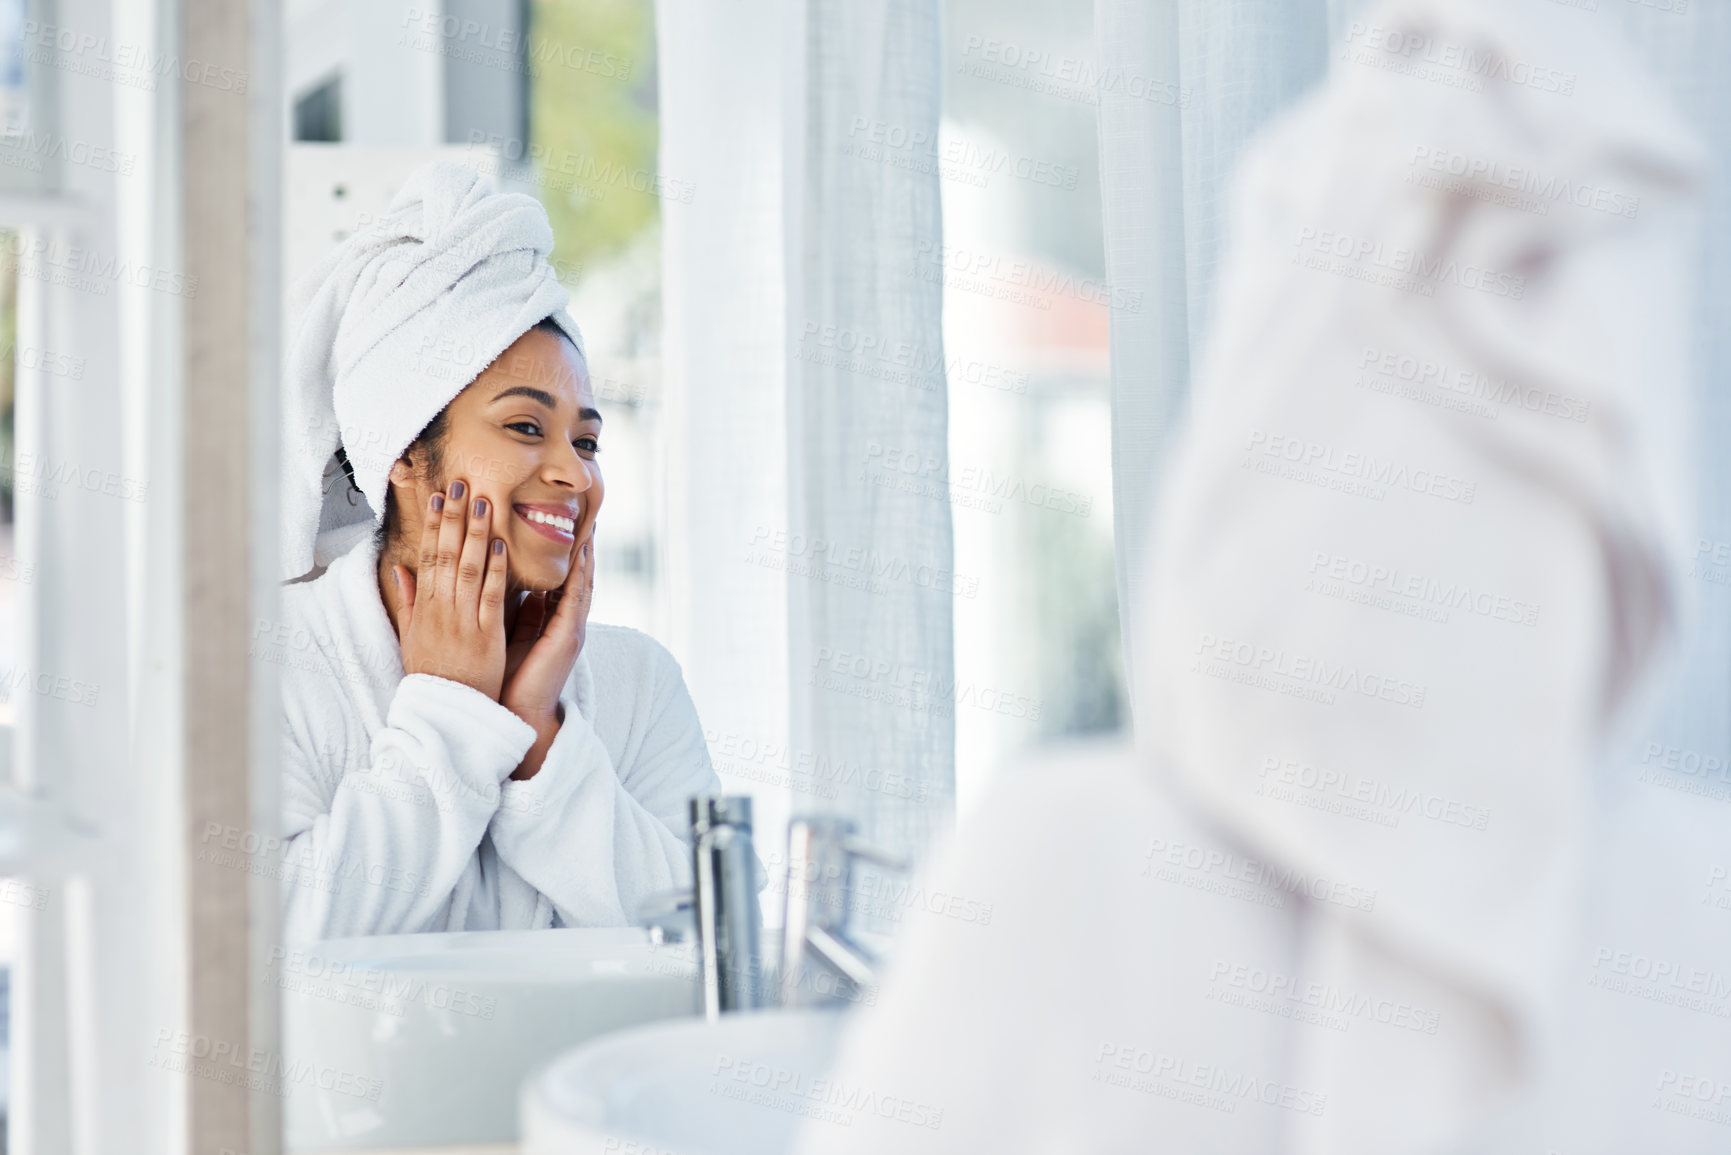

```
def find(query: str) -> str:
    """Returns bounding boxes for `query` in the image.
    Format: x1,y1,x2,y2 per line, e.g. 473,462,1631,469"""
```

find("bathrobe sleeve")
486,630,719,927
279,672,539,941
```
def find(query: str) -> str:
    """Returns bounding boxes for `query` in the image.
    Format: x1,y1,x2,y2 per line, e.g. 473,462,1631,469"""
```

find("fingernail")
392,568,400,589
450,480,466,500
492,539,504,555
432,494,444,511
474,497,487,516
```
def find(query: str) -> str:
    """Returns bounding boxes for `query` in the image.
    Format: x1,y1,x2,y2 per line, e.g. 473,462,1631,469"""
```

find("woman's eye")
508,421,542,437
575,437,601,456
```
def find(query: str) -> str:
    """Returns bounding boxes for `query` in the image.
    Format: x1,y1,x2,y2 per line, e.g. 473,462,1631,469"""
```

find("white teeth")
522,509,575,533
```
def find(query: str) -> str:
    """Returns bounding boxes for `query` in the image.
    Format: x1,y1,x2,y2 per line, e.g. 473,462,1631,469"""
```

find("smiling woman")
374,319,604,781
373,318,602,592
274,161,721,943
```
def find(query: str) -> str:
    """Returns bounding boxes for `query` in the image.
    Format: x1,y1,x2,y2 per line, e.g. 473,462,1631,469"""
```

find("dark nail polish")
492,539,504,555
474,498,487,516
432,494,444,512
450,480,466,500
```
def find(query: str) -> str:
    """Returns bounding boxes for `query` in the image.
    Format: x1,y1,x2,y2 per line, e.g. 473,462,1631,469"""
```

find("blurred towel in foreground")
796,0,1715,1152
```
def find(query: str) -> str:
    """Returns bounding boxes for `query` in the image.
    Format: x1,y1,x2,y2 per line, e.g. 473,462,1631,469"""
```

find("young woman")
274,164,718,941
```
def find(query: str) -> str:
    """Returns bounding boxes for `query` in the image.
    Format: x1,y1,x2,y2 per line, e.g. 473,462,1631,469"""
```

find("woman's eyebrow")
490,385,604,424
490,384,557,408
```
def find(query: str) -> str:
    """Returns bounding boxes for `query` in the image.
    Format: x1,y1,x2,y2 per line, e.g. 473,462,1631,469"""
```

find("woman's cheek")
582,469,604,538
470,437,534,486
459,468,507,516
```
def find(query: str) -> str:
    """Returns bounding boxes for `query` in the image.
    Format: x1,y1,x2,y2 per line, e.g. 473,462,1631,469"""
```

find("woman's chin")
508,561,570,593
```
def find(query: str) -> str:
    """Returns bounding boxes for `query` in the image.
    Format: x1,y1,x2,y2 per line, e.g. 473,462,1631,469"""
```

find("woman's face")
391,325,603,592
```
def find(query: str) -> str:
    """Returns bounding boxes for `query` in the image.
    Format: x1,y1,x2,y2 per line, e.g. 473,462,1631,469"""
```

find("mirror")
269,0,1122,1148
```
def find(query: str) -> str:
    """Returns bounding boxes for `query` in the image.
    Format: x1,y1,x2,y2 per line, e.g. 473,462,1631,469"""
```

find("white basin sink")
281,927,698,1150
521,1009,852,1155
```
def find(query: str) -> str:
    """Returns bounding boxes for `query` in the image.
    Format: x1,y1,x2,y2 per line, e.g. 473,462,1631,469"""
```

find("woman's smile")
514,501,580,544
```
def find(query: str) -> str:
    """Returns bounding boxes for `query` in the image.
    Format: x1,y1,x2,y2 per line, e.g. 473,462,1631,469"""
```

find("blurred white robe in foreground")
796,0,1722,1151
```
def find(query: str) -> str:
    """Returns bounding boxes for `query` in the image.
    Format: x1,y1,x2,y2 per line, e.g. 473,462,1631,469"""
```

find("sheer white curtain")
1094,0,1341,698
1098,0,1731,754
1606,4,1731,760
658,0,952,885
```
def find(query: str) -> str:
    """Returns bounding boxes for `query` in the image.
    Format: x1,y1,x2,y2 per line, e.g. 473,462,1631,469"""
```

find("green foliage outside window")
529,0,660,279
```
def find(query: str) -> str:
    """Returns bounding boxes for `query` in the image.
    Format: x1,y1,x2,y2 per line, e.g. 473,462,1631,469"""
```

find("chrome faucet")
634,801,909,1016
689,795,765,1019
778,815,908,1008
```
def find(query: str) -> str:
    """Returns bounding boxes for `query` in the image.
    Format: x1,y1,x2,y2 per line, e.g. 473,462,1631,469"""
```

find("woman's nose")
544,441,595,491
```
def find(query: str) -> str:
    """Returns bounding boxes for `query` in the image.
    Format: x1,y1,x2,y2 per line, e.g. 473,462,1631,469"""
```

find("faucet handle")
840,835,910,873
781,816,910,934
786,815,910,870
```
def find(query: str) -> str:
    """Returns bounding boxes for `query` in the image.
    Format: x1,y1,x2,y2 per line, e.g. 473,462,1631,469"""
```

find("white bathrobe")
270,531,719,943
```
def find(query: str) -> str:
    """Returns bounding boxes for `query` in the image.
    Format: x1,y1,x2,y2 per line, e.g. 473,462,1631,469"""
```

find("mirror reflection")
269,0,1120,1148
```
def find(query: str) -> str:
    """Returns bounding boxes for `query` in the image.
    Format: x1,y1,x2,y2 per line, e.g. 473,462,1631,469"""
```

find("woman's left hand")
502,531,595,780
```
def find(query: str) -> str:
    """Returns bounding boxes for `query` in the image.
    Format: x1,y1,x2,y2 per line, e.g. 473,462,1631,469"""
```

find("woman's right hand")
392,480,510,701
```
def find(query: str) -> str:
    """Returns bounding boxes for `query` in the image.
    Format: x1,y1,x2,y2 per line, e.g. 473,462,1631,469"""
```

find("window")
525,0,664,637
943,0,1126,812
293,74,343,143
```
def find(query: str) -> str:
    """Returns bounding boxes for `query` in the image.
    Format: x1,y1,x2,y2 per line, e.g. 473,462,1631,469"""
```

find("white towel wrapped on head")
281,159,586,583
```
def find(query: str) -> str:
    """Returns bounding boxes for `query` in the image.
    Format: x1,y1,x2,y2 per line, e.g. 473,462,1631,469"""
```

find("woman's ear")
388,455,416,488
